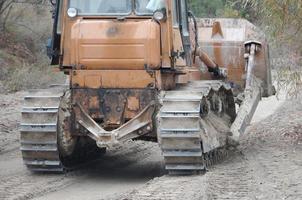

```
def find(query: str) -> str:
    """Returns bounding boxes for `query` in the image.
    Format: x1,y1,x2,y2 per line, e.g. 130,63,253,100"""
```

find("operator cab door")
172,0,192,67
47,0,62,65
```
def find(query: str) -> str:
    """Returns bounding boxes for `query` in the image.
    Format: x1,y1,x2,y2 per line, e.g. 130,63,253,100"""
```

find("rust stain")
213,43,223,67
127,96,140,111
106,26,119,37
89,96,99,109
212,21,224,38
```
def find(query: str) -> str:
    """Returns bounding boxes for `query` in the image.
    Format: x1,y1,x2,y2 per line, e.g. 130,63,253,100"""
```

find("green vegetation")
188,0,256,19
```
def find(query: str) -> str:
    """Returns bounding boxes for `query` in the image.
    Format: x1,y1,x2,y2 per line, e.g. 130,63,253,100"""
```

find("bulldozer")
20,0,274,174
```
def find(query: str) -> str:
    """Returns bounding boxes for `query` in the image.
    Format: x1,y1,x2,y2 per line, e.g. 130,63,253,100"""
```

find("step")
166,164,205,170
21,131,57,145
21,112,58,124
164,91,203,100
24,95,61,99
160,116,200,132
161,138,201,150
22,150,60,160
20,144,58,152
23,96,61,107
27,166,64,172
24,160,61,166
162,150,202,157
20,123,57,132
160,133,200,138
20,140,57,145
161,100,201,114
22,107,59,113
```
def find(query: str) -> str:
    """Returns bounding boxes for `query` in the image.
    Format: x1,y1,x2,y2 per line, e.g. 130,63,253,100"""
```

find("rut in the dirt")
112,100,302,200
1,93,302,200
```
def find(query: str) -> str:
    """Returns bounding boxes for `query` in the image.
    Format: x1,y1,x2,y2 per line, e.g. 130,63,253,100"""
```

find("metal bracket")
230,40,263,143
75,102,156,148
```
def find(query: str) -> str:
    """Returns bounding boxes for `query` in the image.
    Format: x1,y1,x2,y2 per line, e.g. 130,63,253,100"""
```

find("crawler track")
158,81,235,174
20,88,65,172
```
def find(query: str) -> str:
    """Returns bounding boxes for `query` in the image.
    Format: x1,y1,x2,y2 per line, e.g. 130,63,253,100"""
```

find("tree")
188,0,226,18
187,0,256,20
253,0,302,53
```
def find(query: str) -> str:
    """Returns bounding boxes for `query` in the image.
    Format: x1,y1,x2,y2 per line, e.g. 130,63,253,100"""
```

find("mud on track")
0,92,302,200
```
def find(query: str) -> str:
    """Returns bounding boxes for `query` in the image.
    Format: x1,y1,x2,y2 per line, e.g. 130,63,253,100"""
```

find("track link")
159,81,235,174
20,88,65,172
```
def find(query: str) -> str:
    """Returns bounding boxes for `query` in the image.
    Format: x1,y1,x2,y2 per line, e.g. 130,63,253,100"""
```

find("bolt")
146,126,151,131
106,107,111,112
148,83,155,88
138,130,143,134
116,106,121,112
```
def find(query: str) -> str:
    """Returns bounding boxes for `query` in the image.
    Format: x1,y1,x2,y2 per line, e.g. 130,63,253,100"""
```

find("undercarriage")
21,80,237,174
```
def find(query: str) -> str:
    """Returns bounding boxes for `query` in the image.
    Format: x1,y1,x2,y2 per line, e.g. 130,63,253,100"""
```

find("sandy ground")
0,92,301,200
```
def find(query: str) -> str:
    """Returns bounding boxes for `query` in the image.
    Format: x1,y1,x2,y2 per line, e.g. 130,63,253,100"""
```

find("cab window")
135,0,153,15
69,0,132,15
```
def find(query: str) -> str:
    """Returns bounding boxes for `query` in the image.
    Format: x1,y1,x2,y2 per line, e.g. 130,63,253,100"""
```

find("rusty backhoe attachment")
76,102,155,148
197,19,275,143
195,39,263,143
195,48,227,78
230,41,263,143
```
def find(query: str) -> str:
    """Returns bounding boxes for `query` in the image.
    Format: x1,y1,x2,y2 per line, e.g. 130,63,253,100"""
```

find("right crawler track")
159,81,235,174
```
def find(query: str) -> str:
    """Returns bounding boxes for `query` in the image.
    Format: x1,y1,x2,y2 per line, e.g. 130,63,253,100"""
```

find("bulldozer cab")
48,0,195,70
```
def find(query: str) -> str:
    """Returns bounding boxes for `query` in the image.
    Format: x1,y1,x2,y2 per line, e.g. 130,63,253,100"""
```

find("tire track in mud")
2,92,302,200
205,151,252,200
114,100,302,200
114,175,207,200
0,92,164,200
0,92,22,156
115,142,302,200
0,172,74,200
244,141,302,200
112,151,249,200
0,140,163,200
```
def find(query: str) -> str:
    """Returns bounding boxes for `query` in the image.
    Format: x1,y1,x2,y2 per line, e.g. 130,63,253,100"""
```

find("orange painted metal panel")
69,19,161,70
71,70,155,89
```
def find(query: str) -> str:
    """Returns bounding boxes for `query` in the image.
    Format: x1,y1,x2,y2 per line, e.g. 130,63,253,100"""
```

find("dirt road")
0,92,301,200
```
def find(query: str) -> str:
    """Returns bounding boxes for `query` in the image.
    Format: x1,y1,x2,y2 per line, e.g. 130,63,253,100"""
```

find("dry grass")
0,3,65,93
275,68,302,98
0,49,64,92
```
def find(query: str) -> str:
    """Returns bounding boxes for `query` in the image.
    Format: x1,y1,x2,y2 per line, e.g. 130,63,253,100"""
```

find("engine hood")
69,19,161,70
